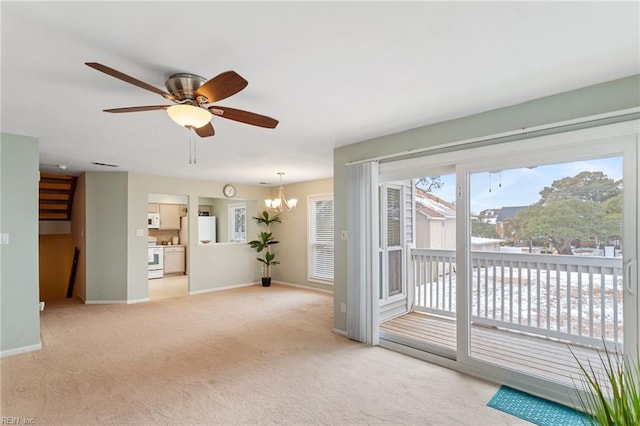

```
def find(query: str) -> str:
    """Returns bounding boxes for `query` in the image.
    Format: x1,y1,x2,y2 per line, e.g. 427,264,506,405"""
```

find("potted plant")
248,211,281,286
570,344,640,425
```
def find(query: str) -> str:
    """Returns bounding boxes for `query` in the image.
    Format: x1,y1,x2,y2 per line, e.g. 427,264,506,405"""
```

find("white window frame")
307,193,334,284
378,183,406,305
227,202,247,243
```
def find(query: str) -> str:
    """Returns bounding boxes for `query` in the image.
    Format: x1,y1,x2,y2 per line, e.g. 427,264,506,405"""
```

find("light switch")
340,230,348,240
136,229,144,237
0,233,9,244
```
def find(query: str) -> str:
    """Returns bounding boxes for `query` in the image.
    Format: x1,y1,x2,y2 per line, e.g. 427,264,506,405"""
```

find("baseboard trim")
85,297,151,305
1,342,42,358
127,298,150,304
273,280,334,294
333,328,347,337
189,281,258,295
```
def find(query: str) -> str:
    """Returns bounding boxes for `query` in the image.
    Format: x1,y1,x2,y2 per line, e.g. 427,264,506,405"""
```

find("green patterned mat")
487,386,590,425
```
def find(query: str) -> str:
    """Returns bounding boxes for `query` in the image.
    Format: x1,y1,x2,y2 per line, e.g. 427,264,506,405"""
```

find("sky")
427,156,623,213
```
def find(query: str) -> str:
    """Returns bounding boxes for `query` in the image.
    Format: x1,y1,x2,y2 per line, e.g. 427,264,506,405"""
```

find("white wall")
416,216,455,249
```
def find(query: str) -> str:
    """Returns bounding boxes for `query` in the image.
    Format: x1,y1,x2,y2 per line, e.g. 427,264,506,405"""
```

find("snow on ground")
414,264,624,344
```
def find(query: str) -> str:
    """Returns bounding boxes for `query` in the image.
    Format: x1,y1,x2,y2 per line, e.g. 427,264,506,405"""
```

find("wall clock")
223,184,236,198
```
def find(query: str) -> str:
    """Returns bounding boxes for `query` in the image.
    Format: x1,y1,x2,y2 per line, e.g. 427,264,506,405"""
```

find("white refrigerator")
197,216,216,244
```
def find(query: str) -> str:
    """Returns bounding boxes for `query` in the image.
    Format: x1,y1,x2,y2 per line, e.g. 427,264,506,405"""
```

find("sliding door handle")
624,259,637,295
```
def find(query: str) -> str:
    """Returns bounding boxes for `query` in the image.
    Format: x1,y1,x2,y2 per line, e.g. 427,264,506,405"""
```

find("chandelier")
265,172,297,212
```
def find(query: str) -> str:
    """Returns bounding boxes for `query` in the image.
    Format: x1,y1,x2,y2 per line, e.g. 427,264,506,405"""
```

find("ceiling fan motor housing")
165,73,207,102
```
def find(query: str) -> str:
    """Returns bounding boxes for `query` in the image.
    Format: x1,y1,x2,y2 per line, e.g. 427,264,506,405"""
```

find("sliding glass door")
456,126,637,398
377,120,638,403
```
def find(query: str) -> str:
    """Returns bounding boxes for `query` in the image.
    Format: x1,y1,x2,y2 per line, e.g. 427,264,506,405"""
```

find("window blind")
309,196,334,281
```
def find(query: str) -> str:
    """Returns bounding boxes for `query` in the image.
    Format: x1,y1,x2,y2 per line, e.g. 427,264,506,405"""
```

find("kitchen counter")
163,245,186,274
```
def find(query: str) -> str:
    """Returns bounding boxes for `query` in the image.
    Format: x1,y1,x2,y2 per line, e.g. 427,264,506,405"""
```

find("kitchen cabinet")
164,246,185,274
159,204,180,230
148,203,159,213
198,205,212,216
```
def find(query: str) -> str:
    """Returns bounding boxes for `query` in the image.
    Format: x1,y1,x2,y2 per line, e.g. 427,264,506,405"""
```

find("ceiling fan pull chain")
188,128,193,164
194,135,197,164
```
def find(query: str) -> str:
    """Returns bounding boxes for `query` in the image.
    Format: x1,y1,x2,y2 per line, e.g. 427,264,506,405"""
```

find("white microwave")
148,213,160,229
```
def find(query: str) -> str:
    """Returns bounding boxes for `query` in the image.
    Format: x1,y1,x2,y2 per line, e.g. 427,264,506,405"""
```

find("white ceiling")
2,1,638,185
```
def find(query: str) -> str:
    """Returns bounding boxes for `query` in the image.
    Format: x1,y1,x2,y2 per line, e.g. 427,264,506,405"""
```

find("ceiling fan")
85,62,279,138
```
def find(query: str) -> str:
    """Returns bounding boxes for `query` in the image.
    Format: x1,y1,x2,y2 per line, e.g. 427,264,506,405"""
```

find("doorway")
148,193,189,300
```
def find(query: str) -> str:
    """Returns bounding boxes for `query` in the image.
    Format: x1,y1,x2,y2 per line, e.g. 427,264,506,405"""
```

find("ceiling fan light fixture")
166,104,211,128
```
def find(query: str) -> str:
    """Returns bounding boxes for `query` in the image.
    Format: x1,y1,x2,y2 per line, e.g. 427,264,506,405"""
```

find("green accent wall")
85,172,129,302
1,133,40,355
332,74,640,333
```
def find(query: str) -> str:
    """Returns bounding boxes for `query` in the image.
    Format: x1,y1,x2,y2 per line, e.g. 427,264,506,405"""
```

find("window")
228,203,246,242
379,184,405,301
308,194,334,283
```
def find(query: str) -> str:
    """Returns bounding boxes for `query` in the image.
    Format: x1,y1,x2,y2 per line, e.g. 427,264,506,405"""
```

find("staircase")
39,173,77,221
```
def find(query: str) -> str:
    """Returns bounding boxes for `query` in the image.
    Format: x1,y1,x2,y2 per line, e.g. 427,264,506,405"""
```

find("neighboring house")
415,190,504,252
495,205,529,239
415,189,456,249
478,209,500,224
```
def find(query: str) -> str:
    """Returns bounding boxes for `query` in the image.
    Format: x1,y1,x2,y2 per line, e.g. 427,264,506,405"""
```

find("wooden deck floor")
380,311,611,389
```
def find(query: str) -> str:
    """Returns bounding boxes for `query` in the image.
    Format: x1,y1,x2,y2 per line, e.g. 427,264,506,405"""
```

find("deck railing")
411,248,624,348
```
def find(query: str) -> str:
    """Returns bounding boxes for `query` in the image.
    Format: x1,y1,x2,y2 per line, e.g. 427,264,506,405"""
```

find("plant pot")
261,277,271,287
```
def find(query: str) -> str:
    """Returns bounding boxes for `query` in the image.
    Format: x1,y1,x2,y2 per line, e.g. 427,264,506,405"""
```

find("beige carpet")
1,284,527,425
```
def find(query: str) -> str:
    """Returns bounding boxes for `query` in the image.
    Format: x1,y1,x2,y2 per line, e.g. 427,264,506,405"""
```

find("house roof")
2,2,638,184
496,206,529,222
415,189,456,219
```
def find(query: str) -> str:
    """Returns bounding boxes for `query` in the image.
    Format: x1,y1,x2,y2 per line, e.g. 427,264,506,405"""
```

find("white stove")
148,237,164,279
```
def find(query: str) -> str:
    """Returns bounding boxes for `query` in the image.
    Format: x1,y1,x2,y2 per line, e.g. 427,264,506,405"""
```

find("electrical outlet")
0,233,9,244
340,302,346,313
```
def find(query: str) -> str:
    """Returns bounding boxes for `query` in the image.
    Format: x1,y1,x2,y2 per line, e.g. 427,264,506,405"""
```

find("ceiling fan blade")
195,71,248,103
85,62,175,101
195,122,215,138
209,106,279,129
103,105,169,113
